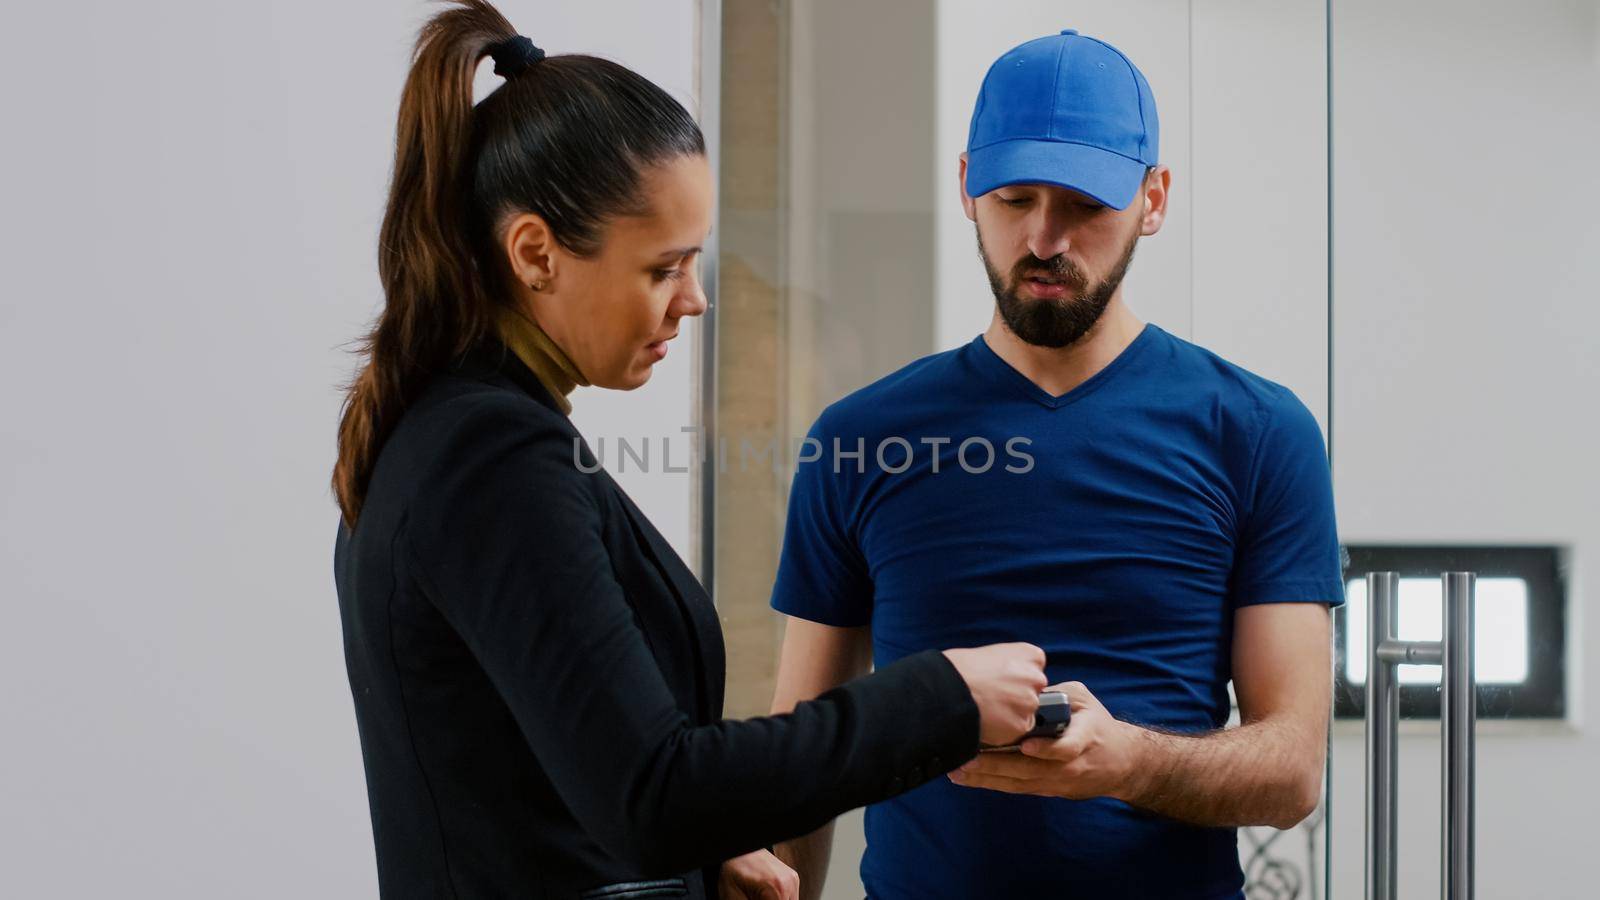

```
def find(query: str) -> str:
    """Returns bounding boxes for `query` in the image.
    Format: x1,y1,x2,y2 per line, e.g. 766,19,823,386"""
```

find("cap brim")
965,138,1147,210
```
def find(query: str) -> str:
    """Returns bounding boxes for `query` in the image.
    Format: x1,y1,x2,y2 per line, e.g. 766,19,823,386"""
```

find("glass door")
1327,0,1598,896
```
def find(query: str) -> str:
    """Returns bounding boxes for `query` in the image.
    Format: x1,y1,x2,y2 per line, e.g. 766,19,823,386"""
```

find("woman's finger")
947,769,1034,794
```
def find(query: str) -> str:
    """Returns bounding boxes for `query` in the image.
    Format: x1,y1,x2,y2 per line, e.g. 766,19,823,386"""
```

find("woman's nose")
673,272,709,319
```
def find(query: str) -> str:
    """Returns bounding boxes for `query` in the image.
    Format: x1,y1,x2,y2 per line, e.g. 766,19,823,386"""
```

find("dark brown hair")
332,0,705,527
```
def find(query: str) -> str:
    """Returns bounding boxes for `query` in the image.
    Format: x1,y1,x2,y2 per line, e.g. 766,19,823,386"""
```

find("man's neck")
982,294,1145,398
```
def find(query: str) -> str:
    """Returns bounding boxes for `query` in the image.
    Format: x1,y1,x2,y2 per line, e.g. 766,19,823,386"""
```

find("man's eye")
1000,197,1029,207
653,268,684,282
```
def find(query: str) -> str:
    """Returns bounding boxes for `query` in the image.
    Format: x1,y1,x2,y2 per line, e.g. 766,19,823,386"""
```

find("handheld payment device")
978,690,1071,753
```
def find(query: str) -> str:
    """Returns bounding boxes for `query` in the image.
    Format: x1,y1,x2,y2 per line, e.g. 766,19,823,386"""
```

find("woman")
331,3,1047,898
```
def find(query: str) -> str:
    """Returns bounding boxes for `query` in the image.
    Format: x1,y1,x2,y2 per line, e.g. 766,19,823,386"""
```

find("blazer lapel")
604,473,726,722
454,338,727,721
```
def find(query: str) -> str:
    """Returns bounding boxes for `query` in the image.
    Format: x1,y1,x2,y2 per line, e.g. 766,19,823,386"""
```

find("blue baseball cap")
965,29,1159,211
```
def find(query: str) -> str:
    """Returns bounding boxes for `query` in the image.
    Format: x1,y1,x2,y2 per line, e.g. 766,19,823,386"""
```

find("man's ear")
959,153,978,223
1138,165,1171,236
502,212,560,289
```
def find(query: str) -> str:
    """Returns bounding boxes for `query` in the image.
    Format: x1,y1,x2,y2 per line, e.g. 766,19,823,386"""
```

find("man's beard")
976,224,1140,349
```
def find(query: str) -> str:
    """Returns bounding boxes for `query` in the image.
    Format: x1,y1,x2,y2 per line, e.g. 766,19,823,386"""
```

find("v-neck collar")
970,323,1157,410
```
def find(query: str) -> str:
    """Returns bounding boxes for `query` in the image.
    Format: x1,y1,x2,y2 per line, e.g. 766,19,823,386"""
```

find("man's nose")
1026,214,1072,263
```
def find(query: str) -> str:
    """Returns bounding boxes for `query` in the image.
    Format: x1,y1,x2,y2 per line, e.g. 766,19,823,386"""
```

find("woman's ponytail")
333,1,515,528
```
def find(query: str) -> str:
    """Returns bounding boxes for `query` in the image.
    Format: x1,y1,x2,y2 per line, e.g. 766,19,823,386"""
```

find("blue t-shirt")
771,324,1343,899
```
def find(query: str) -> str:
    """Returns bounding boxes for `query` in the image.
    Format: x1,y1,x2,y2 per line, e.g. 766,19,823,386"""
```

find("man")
768,29,1342,899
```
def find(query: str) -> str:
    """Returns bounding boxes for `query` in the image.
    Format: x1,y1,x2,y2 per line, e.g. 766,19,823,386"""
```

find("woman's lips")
646,337,672,361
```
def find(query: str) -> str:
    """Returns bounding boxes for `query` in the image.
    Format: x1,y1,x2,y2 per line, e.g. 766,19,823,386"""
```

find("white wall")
1327,1,1600,897
1190,0,1330,427
0,2,697,896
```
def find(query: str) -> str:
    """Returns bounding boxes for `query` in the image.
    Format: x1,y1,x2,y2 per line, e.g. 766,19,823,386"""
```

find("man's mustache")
1011,253,1086,290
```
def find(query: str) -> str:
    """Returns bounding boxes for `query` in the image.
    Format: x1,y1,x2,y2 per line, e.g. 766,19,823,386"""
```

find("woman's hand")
942,642,1048,746
718,849,800,900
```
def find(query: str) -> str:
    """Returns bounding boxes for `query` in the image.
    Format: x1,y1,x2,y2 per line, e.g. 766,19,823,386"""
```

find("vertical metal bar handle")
1364,571,1477,900
1365,571,1400,900
1441,572,1476,900
694,0,723,592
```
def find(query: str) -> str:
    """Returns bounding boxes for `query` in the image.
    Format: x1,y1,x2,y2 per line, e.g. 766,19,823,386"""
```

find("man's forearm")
1116,718,1324,830
773,822,835,900
768,618,872,899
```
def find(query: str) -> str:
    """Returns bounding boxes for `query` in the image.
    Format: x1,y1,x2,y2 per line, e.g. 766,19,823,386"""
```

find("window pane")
1343,577,1528,685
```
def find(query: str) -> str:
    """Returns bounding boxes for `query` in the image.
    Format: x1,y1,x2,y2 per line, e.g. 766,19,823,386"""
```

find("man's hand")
948,681,1142,800
718,850,800,900
949,603,1332,830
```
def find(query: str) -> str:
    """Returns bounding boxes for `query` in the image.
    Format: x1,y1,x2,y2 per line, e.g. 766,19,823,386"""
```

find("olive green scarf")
494,305,589,415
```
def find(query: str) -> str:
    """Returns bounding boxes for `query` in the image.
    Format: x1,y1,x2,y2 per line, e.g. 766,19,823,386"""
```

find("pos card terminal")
978,690,1071,753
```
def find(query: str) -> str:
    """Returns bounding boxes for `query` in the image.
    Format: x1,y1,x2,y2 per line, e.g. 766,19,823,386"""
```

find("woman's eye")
653,268,684,283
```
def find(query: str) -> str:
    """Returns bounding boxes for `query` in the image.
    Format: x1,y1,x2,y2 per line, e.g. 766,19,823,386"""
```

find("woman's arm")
405,399,981,875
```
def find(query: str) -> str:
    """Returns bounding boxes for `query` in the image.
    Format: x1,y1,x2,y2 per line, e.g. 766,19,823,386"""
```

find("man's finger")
1058,680,1097,709
958,753,1058,779
1019,735,1071,758
1021,717,1095,759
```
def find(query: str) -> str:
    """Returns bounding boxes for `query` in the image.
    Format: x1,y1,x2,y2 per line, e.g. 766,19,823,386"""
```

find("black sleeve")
405,398,979,875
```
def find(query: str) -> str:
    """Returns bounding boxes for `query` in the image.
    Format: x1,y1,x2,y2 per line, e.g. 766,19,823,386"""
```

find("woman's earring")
530,278,549,292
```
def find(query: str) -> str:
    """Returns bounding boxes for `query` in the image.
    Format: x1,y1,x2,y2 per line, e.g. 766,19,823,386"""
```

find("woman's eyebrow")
654,246,701,261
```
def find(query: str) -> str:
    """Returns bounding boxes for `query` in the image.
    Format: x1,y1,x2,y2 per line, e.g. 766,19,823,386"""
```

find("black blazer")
334,339,979,899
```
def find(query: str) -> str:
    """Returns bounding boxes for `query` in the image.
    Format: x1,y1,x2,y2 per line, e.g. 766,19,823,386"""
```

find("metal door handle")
1364,571,1476,899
